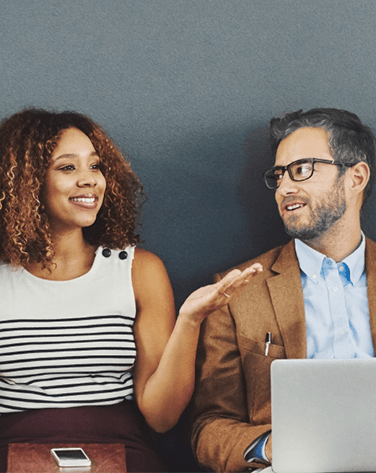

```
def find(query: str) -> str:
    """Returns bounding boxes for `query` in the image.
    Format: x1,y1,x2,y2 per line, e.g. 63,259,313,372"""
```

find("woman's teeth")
71,197,95,203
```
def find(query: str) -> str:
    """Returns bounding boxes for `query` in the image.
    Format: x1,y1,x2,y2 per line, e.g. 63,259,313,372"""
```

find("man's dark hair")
268,108,376,204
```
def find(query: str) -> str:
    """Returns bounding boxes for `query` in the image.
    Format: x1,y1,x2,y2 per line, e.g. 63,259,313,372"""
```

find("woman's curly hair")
0,108,144,268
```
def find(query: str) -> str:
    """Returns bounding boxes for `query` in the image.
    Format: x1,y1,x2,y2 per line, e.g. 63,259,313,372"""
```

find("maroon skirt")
0,400,168,472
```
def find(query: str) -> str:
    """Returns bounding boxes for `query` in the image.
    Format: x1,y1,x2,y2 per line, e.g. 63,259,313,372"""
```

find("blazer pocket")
238,334,286,425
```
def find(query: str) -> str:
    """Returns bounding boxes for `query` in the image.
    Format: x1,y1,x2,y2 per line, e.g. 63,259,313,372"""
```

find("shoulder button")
102,248,112,258
119,251,128,260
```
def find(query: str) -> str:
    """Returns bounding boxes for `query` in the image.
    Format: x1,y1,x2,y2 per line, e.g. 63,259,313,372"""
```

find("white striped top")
0,246,137,413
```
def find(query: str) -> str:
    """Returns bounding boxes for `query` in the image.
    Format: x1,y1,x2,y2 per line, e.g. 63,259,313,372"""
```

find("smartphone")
51,448,91,467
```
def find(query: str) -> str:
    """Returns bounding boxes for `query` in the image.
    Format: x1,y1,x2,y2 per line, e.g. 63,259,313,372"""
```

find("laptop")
270,358,376,473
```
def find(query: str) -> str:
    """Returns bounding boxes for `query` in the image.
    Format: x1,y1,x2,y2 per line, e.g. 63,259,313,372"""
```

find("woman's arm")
132,248,261,433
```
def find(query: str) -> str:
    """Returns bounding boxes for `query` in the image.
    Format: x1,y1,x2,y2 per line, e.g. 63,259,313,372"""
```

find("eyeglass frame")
262,158,356,190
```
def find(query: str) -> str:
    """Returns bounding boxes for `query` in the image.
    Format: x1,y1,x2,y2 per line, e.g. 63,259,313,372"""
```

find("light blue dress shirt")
295,235,374,359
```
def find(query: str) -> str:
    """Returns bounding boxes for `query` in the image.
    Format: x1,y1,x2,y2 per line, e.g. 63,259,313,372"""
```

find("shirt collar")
342,232,365,285
294,232,365,285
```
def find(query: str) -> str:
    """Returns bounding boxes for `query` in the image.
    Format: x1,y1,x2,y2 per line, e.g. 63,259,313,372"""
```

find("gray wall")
2,0,376,310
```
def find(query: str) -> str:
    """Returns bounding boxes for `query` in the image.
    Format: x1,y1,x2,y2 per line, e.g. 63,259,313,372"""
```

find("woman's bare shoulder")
132,248,170,291
133,247,166,272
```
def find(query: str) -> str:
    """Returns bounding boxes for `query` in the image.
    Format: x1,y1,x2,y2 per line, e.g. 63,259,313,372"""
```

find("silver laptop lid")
271,358,376,473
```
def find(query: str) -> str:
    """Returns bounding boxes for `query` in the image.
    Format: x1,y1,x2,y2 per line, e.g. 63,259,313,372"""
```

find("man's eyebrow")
53,151,99,161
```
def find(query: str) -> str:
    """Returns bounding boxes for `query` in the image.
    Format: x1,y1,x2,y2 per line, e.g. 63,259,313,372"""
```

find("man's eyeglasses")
262,158,356,190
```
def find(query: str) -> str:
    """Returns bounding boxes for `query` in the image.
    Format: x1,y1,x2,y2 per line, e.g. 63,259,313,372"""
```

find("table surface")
7,443,127,473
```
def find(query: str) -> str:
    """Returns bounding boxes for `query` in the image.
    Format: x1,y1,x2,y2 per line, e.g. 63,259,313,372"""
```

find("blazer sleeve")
191,275,271,472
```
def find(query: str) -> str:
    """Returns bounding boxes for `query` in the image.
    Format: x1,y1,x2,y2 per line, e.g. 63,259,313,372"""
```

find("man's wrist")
244,431,271,463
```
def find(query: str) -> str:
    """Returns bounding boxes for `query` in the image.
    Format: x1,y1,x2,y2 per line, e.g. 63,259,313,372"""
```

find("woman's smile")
69,194,99,208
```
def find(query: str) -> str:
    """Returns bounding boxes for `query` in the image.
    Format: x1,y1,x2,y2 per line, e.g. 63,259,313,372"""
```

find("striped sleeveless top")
0,246,136,413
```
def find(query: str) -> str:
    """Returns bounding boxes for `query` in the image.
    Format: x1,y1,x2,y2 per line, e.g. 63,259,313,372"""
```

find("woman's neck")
25,230,98,281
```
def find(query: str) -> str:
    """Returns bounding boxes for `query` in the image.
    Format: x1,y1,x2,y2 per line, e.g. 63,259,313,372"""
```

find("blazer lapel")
365,238,376,352
266,240,307,359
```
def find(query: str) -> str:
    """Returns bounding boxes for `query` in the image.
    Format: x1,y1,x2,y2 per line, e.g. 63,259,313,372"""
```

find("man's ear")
348,161,370,197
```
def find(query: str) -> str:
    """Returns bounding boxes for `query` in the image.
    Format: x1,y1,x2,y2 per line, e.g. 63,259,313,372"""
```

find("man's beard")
282,178,347,242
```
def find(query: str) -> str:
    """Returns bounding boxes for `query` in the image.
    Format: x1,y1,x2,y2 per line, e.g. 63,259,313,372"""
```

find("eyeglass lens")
265,160,314,189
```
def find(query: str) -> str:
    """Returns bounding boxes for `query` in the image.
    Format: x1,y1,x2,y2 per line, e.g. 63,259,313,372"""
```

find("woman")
0,108,261,471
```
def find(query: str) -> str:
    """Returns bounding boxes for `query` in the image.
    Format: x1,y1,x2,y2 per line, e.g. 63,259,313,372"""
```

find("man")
191,108,376,472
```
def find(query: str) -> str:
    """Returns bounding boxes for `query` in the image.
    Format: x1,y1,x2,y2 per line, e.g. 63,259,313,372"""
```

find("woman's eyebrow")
53,151,99,161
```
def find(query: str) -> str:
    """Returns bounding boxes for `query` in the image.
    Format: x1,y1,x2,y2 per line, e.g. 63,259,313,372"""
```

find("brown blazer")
191,238,376,472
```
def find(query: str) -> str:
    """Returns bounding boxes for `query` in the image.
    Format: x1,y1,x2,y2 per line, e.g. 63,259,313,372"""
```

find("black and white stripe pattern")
0,314,136,413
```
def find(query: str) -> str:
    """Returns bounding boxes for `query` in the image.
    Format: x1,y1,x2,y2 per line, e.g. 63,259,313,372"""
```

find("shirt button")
119,251,128,260
333,287,338,292
339,330,345,336
339,265,344,271
312,274,317,280
102,248,112,258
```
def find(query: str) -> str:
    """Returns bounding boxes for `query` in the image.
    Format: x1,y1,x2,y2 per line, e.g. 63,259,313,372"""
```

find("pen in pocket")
264,332,271,356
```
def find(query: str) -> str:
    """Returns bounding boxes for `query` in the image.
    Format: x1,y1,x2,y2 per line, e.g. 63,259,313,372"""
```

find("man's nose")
276,171,299,196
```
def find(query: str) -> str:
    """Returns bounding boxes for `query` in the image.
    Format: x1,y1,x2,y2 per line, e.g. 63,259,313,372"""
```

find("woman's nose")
77,169,97,187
